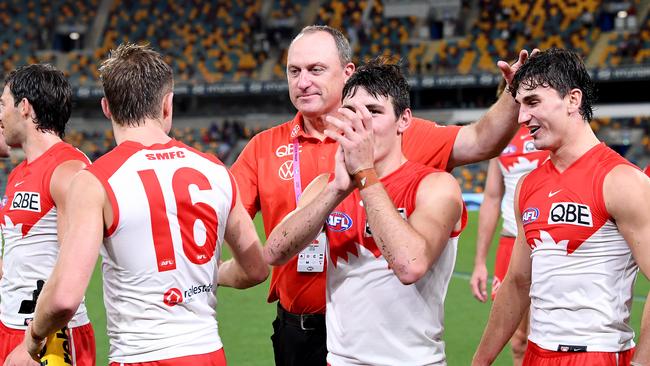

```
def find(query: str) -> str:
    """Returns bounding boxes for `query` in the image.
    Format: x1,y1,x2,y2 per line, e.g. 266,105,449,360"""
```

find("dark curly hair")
342,57,410,118
510,48,596,122
4,64,72,138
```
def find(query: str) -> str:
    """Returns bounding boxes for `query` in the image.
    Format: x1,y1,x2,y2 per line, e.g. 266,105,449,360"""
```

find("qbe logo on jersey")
10,191,41,212
548,202,593,227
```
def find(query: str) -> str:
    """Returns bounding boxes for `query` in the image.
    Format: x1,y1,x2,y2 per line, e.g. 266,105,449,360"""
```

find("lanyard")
292,138,302,204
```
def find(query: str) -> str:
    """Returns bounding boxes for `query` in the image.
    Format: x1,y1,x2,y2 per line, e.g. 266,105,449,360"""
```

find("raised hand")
497,48,540,87
324,102,374,176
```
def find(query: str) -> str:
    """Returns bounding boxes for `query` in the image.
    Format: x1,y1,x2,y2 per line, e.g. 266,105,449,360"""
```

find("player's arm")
361,170,463,285
23,171,105,362
219,186,269,289
264,152,350,266
50,159,88,244
603,165,650,364
448,49,538,168
470,159,505,302
472,176,532,366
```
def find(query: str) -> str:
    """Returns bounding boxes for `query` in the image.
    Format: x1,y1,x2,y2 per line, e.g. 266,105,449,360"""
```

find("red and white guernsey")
0,142,90,329
324,161,466,366
518,143,638,352
87,139,235,363
497,126,549,236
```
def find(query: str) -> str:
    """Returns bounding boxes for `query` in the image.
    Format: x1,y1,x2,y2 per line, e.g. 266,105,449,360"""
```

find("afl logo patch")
327,212,353,232
522,207,539,225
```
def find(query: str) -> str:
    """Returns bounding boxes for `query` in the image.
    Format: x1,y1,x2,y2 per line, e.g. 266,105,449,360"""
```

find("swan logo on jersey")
523,141,537,153
548,202,593,227
163,288,183,307
11,192,41,212
522,207,539,225
327,212,353,232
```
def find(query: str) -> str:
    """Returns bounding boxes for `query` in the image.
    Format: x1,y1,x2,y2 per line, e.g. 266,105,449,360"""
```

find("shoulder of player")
416,170,462,203
68,170,106,201
603,164,646,199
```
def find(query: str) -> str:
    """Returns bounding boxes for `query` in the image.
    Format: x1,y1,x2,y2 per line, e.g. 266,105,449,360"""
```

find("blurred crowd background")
0,0,648,194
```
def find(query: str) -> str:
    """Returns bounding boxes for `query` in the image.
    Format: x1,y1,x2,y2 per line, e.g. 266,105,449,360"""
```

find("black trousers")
271,303,327,366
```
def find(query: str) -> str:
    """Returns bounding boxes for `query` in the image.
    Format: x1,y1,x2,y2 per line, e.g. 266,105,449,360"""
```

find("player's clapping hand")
325,102,374,176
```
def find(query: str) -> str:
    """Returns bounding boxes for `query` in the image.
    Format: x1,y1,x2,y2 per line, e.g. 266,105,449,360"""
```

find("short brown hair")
99,43,173,126
293,25,352,66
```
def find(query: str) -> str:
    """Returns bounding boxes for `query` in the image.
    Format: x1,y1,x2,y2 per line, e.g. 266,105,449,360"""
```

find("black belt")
277,304,325,331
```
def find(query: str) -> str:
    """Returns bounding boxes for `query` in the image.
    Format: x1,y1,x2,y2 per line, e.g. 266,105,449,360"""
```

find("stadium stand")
0,0,647,194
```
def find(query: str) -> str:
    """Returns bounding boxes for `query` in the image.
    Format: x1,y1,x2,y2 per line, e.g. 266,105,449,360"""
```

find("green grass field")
86,211,649,365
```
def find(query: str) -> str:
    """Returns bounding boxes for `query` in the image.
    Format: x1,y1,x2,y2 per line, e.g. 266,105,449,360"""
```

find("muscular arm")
218,192,269,289
50,159,87,244
471,159,505,302
264,173,346,266
473,177,532,366
27,171,106,358
604,165,650,364
448,94,518,168
362,171,463,285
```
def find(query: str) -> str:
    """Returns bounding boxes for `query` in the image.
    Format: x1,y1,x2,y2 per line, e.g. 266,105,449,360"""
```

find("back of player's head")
294,25,352,67
342,58,410,118
4,64,71,138
510,48,596,122
99,43,173,127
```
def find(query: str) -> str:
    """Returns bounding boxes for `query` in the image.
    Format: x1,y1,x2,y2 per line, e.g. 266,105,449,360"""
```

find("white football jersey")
497,127,548,236
0,142,90,329
87,139,235,363
519,143,638,352
325,162,466,366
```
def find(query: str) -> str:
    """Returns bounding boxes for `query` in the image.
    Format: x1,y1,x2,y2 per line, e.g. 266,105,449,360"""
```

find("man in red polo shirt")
231,25,535,366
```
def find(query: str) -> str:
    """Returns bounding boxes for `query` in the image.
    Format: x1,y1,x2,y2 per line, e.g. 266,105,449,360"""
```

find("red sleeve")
403,117,461,172
230,135,261,218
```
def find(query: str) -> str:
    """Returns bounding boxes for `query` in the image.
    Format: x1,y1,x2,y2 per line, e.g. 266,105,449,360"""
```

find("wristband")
353,168,380,190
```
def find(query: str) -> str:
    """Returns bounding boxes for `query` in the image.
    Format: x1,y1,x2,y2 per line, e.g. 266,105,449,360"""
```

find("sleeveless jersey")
497,126,549,236
325,161,467,366
86,139,235,363
518,143,638,352
0,142,90,329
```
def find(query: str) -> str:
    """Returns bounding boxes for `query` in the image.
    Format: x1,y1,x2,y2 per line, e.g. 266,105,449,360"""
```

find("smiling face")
342,87,410,164
287,31,354,119
515,84,574,152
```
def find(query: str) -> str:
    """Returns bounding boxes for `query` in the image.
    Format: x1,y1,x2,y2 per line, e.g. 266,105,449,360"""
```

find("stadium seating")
0,0,97,78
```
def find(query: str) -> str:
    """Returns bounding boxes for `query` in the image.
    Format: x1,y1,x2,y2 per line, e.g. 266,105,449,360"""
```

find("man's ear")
397,108,412,134
566,88,583,117
101,97,112,120
20,98,32,120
